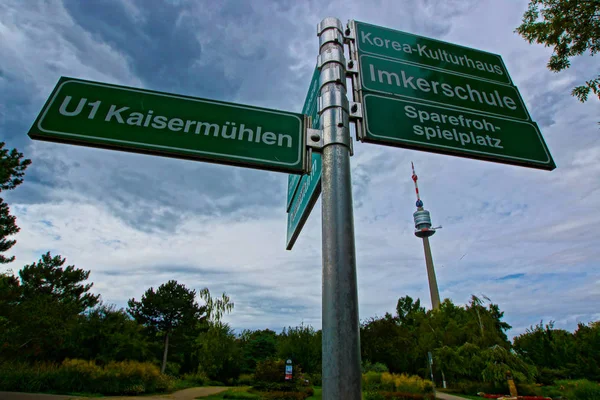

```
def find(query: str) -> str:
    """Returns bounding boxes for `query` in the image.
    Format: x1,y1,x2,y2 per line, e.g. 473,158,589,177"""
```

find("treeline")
0,141,599,394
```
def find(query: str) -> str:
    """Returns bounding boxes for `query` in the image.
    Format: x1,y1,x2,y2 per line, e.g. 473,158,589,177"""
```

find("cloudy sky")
1,0,598,338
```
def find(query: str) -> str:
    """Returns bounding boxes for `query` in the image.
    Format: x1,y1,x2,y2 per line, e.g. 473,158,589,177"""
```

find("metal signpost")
349,20,556,170
29,77,307,174
316,18,361,400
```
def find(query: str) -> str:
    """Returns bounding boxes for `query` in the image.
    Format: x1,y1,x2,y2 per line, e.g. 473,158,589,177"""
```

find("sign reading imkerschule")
29,77,306,174
352,21,555,170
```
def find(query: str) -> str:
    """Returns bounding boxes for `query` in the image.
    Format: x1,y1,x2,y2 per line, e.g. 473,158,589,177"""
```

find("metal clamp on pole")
316,17,361,400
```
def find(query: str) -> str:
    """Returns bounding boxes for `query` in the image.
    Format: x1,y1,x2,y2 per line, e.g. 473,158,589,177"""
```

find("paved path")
436,392,470,400
0,387,229,400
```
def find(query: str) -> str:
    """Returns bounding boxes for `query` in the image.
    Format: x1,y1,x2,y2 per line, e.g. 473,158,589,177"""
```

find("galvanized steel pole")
317,17,362,400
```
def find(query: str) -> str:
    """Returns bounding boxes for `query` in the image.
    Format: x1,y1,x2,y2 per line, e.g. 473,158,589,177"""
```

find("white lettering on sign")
404,105,504,149
57,97,294,149
368,63,518,111
360,31,504,76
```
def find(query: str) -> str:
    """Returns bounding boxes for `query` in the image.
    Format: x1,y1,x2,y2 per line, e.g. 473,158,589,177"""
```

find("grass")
307,386,322,399
446,395,481,400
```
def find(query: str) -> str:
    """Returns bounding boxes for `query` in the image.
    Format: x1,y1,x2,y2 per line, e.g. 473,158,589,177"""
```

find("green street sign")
354,20,511,84
287,66,321,210
360,55,529,121
352,21,555,170
286,66,322,250
363,95,555,170
286,152,322,250
29,77,306,174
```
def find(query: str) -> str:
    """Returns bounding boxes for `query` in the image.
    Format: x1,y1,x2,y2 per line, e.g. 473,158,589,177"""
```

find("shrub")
223,391,260,399
237,373,255,386
363,361,390,373
364,392,434,400
516,383,543,396
363,371,383,390
556,379,600,400
453,380,504,395
182,371,208,386
307,373,322,386
258,391,310,400
0,359,172,395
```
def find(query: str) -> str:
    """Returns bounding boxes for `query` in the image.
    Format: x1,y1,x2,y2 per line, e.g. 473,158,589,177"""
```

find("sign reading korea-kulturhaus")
29,77,307,174
352,21,555,170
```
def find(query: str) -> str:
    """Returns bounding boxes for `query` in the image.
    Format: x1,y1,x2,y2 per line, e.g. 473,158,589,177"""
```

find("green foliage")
0,359,173,395
0,200,19,264
516,0,600,102
0,142,31,264
363,361,390,373
68,304,151,363
223,391,260,399
239,329,278,373
362,372,433,395
237,373,255,386
196,321,242,382
1,254,99,361
127,280,206,373
556,379,600,400
277,324,321,374
364,391,434,400
257,391,311,400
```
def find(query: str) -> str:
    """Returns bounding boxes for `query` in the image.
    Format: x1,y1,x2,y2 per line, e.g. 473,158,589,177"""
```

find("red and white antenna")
412,162,424,209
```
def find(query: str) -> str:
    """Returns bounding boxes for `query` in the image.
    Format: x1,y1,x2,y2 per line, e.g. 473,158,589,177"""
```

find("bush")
556,379,600,400
0,359,173,395
453,380,504,395
307,373,322,386
516,383,543,396
363,361,390,373
237,373,255,386
181,371,208,386
258,391,310,400
223,391,260,399
364,392,433,400
363,372,433,394
363,371,384,390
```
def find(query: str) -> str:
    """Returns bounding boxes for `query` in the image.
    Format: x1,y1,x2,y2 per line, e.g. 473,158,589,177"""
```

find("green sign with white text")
287,66,321,211
355,20,511,84
29,77,306,174
360,55,529,121
353,21,555,171
363,95,554,169
286,66,322,250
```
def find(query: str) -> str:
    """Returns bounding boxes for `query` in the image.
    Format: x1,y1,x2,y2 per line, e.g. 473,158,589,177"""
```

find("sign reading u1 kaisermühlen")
29,77,307,174
351,21,555,170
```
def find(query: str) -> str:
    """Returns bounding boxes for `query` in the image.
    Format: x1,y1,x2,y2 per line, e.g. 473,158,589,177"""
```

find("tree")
516,0,600,102
199,287,234,323
277,323,322,375
195,322,241,382
127,280,206,373
0,142,31,263
1,253,99,361
0,142,31,192
19,252,100,312
69,304,151,363
239,329,278,373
